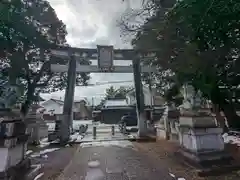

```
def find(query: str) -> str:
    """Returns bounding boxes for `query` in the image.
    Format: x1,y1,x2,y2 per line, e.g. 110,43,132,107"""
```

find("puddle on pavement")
88,160,100,168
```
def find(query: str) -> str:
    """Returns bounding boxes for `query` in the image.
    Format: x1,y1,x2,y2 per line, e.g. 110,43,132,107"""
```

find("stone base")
179,126,225,153
178,148,232,167
0,143,27,172
175,148,240,176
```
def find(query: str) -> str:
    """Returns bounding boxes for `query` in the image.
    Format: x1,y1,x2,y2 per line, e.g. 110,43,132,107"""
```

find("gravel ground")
133,140,240,180
29,144,79,180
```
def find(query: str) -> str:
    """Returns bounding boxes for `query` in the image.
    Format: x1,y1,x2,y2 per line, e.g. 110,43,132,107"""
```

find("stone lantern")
0,80,30,179
178,84,231,169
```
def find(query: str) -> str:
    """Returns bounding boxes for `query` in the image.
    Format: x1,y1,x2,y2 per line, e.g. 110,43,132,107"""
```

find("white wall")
126,90,152,106
39,100,81,115
144,91,152,106
40,100,63,114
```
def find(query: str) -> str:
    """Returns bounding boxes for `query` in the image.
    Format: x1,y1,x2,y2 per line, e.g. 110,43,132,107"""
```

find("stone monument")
156,104,180,141
178,84,231,169
0,79,30,179
25,104,48,145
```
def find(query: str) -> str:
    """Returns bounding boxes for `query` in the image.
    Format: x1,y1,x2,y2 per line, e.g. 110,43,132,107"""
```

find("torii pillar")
133,55,147,137
60,54,77,143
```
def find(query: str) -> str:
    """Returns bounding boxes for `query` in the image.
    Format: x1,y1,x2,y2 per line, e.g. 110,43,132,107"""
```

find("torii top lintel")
50,45,157,60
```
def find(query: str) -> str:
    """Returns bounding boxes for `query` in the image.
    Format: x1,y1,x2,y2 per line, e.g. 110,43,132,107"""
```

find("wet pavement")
56,140,174,180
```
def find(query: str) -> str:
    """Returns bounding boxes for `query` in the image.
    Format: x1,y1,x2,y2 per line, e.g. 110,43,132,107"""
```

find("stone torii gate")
50,45,156,143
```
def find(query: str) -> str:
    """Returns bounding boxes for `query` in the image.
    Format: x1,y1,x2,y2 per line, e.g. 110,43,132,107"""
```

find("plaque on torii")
97,45,114,72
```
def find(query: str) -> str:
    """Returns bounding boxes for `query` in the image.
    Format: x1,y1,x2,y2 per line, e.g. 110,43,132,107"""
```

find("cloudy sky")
41,0,142,104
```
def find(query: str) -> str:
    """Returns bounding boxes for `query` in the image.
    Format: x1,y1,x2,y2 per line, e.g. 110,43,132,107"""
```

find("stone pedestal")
178,112,231,167
0,108,30,179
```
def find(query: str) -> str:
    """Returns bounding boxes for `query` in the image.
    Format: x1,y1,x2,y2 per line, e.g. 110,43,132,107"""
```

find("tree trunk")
210,85,240,131
221,101,240,130
20,84,35,118
212,104,228,132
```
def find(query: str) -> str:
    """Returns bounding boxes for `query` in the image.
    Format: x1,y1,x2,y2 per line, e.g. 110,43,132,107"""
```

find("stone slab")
0,143,27,172
174,150,240,177
180,127,223,135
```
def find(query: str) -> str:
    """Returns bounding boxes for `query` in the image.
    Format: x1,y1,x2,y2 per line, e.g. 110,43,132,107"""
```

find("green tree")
114,86,132,99
105,86,117,99
0,0,90,116
120,0,240,129
98,86,132,107
166,0,240,129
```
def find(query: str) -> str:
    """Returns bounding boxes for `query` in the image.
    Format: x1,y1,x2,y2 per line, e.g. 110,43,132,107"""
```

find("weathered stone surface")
0,108,30,179
156,106,180,141
179,116,216,128
156,127,167,140
178,110,231,169
179,127,224,153
26,113,48,144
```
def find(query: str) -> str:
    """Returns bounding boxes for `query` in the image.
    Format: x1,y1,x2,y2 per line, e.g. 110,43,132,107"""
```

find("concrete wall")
126,92,152,106
74,101,90,118
126,88,161,106
40,100,63,114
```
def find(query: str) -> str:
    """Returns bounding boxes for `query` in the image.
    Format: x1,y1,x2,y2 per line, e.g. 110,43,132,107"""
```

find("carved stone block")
179,115,216,128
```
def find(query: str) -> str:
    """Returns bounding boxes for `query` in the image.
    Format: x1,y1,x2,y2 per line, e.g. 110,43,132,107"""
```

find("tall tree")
120,0,240,129
98,86,132,107
0,0,90,116
166,0,240,129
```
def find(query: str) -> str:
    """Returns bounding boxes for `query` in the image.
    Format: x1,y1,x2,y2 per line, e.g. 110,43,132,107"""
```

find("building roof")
104,99,128,107
40,98,88,106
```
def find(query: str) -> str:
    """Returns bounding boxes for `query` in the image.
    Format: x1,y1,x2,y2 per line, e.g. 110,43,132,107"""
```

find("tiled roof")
41,98,88,106
104,99,128,107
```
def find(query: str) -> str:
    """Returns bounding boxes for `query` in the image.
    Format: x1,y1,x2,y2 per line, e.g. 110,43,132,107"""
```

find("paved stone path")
56,140,174,180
